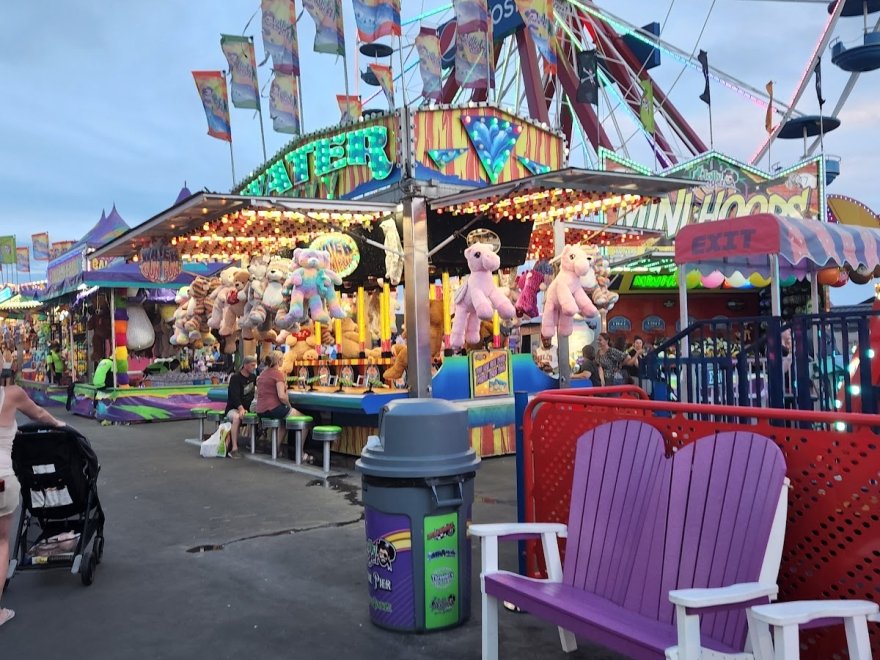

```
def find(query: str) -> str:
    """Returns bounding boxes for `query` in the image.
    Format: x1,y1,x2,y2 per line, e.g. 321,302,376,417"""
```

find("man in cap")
224,355,258,459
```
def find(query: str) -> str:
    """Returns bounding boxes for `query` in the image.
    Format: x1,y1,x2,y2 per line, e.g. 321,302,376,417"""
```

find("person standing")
596,332,627,386
224,355,258,459
0,384,66,627
0,346,15,386
623,336,646,385
46,343,64,385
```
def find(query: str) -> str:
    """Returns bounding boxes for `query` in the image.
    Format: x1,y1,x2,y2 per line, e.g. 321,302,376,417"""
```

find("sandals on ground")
0,609,15,627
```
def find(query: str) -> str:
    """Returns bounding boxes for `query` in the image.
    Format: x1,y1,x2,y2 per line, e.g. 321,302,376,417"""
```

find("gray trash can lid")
356,398,480,478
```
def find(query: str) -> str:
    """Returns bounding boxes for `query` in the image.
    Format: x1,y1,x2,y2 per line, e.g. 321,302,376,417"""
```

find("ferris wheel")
354,0,877,172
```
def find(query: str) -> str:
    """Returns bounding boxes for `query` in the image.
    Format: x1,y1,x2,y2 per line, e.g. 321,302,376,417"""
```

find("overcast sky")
1,1,877,302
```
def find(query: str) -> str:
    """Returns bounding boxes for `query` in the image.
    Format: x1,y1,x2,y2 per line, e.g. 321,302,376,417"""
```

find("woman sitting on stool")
255,351,301,456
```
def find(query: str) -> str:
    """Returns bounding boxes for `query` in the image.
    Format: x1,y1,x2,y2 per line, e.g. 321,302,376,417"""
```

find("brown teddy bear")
383,299,444,381
338,317,362,359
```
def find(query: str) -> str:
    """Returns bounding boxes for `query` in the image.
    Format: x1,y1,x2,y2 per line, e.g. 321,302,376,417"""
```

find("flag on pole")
261,0,300,75
353,0,401,43
639,79,655,134
16,247,29,273
576,49,598,105
192,71,232,142
765,81,774,133
814,57,825,107
31,232,50,261
368,63,394,108
221,35,261,109
515,0,557,74
50,241,77,260
270,72,302,134
698,50,710,106
337,95,363,122
415,26,442,101
303,0,345,55
453,0,492,90
0,237,15,265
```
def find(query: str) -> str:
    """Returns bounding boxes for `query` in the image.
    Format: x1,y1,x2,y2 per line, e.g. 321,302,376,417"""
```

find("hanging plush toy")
219,268,249,353
590,257,619,310
379,217,404,285
170,286,191,346
541,245,599,339
515,260,552,318
239,255,270,332
208,267,239,330
277,248,345,327
450,243,516,349
184,276,217,346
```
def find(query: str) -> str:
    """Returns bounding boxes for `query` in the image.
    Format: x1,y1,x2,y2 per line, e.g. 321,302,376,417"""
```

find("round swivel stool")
241,412,259,454
260,417,282,460
285,415,314,464
206,409,224,433
311,425,342,474
191,408,209,441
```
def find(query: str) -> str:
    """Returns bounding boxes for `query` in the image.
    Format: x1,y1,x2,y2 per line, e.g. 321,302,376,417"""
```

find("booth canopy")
675,213,880,277
83,261,229,289
0,294,42,312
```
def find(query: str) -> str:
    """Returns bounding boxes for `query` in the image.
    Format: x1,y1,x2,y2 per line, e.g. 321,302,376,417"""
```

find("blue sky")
1,1,878,303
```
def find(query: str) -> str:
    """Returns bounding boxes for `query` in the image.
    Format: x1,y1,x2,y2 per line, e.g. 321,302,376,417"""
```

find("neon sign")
630,273,678,289
241,125,393,197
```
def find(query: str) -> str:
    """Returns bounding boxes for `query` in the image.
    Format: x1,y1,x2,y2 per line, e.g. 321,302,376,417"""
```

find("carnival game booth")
0,294,55,405
651,213,880,412
68,260,230,423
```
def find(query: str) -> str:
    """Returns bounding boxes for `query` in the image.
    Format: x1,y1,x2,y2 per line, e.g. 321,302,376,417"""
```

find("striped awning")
0,294,42,311
674,213,880,277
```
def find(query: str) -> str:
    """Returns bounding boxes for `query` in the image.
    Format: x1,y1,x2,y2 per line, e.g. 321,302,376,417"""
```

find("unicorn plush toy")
541,244,599,339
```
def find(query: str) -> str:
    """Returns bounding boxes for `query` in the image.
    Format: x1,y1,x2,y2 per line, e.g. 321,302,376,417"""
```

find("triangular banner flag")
461,115,523,183
428,148,468,169
517,155,550,175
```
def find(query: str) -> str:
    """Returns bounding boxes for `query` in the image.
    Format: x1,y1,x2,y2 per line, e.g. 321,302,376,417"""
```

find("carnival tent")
76,205,130,250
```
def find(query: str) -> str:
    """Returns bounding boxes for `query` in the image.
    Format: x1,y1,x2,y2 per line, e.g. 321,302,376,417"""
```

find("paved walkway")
2,409,623,659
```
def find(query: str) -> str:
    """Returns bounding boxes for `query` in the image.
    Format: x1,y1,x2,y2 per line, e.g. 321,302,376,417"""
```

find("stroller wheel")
94,536,105,564
81,552,97,586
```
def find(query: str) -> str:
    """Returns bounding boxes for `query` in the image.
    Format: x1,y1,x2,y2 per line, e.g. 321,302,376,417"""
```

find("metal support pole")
553,221,571,388
403,197,431,398
769,255,782,317
678,266,690,404
109,291,118,389
809,270,821,363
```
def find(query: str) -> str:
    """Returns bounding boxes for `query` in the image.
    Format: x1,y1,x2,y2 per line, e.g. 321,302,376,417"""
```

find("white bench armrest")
669,582,778,609
470,522,568,539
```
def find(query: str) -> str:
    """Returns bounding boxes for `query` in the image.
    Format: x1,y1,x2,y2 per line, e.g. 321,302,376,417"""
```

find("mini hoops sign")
310,233,360,277
139,241,182,284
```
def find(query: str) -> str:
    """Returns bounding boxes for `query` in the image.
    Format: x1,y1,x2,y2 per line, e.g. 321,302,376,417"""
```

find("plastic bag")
200,422,231,458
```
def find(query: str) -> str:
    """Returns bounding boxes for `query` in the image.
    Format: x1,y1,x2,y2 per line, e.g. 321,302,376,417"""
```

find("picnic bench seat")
472,420,789,660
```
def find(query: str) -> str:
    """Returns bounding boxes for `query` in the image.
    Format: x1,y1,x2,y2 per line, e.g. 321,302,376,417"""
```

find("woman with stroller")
0,384,65,627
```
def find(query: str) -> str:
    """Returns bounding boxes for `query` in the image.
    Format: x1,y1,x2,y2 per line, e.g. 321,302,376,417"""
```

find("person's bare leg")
229,415,241,453
0,512,15,625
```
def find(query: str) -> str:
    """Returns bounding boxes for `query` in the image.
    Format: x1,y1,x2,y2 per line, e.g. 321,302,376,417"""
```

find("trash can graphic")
356,398,480,632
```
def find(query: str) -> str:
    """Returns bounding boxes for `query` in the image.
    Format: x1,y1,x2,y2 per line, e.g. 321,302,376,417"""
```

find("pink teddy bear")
450,243,516,349
541,244,599,339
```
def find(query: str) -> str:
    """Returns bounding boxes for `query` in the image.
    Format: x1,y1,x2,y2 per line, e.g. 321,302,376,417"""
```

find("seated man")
93,357,115,390
224,355,258,459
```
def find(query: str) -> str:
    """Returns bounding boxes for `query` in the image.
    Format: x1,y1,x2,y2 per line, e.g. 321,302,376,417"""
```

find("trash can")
356,398,480,632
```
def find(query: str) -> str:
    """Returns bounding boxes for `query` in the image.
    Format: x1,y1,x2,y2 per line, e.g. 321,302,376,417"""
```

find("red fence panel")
522,387,880,658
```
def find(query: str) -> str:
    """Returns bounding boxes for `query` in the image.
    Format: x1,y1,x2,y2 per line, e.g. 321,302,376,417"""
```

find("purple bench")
472,420,788,659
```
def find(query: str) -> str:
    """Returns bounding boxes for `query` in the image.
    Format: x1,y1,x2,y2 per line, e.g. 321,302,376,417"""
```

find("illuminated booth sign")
309,233,360,278
236,106,565,201
601,151,825,235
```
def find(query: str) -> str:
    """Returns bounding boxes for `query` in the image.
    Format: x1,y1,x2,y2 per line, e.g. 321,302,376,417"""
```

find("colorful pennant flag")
337,95,363,122
428,148,467,169
515,0,557,74
270,72,302,134
369,63,394,108
192,71,232,142
16,247,29,273
576,49,598,105
31,232,50,261
453,0,489,29
352,0,401,43
415,26,442,101
698,50,710,106
221,35,260,109
639,79,655,134
50,240,77,260
814,57,825,107
261,0,300,75
765,81,774,133
0,237,15,265
303,0,345,55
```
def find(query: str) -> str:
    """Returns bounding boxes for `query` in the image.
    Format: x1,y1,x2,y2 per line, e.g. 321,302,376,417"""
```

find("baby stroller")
6,423,105,587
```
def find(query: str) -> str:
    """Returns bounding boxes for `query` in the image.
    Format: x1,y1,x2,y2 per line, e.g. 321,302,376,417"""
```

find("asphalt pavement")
2,408,623,660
